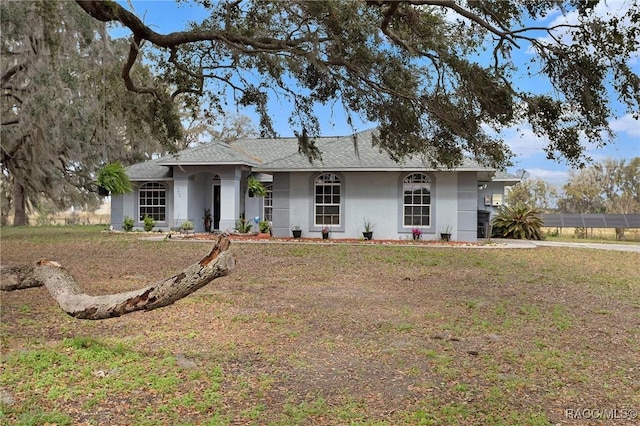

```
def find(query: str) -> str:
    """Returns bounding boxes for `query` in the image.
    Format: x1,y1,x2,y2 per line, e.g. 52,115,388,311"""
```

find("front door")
213,183,221,230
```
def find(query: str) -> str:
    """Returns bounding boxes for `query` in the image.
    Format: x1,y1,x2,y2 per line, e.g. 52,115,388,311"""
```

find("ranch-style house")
110,130,519,242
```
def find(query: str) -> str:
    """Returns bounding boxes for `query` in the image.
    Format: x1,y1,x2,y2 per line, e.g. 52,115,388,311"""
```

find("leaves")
491,204,544,240
1,1,182,224
558,157,640,214
96,163,132,195
74,0,640,169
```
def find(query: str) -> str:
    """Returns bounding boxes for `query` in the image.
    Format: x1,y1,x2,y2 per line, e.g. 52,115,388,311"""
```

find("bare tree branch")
1,235,236,320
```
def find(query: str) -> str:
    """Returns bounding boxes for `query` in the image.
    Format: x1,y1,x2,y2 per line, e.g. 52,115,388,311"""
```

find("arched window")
139,182,166,222
403,173,431,227
314,173,341,226
263,183,273,222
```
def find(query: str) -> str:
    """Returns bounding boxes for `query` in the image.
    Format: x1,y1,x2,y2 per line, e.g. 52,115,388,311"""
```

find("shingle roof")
251,130,491,172
157,141,257,166
232,137,300,164
127,129,495,180
126,158,172,181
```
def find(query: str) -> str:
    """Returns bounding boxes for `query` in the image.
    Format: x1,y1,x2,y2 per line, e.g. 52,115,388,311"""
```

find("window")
139,182,166,221
314,173,341,226
263,183,273,222
403,173,431,227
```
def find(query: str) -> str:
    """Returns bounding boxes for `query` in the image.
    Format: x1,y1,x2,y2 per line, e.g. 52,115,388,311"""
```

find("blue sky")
113,1,639,187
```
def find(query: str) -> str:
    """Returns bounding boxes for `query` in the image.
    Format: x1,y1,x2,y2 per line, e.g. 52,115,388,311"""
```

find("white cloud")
527,168,569,186
481,122,549,158
535,0,639,52
500,126,548,158
610,114,640,137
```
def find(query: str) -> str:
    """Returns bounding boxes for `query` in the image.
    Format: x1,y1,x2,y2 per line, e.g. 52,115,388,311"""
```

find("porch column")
219,174,241,232
173,177,189,229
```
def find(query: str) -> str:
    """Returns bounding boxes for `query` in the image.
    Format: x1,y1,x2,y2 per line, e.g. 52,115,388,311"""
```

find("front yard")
1,226,638,425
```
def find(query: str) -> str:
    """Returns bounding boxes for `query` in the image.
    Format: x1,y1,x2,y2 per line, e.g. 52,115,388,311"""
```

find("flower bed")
171,232,483,246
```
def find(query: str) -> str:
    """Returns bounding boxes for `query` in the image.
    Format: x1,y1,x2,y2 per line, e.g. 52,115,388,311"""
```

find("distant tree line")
505,158,640,215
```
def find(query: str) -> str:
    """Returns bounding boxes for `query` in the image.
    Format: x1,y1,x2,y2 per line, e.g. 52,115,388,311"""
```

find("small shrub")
235,217,253,233
122,216,134,232
546,228,559,237
491,204,543,240
181,220,194,231
574,227,587,239
258,220,270,233
143,215,155,232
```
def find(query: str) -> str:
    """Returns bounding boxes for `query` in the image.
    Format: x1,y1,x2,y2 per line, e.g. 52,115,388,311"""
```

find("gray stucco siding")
110,193,125,231
271,173,291,237
274,170,476,241
457,172,479,242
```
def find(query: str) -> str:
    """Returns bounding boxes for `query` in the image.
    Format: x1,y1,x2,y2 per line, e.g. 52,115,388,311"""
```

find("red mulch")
174,232,482,246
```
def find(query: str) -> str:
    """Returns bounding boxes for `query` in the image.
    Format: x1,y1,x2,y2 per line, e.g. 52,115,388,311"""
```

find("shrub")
491,204,543,240
258,220,270,233
122,216,134,232
235,217,253,233
143,215,155,232
181,220,194,231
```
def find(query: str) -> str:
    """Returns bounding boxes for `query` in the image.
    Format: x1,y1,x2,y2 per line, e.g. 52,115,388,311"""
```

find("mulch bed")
169,232,488,246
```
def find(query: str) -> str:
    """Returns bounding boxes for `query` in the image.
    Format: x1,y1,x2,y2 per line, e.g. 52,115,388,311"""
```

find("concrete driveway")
528,240,640,252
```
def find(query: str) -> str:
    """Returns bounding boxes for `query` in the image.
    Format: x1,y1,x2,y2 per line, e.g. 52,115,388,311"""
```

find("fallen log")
0,235,235,320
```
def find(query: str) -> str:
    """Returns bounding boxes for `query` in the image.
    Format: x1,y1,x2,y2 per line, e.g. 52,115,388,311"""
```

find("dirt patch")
1,229,639,425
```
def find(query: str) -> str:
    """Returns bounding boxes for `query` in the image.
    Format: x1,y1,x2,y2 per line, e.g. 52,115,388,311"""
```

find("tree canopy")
558,157,640,214
75,0,639,169
1,1,183,225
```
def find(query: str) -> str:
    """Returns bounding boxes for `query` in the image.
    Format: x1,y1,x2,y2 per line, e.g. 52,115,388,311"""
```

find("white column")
173,177,190,228
219,174,241,231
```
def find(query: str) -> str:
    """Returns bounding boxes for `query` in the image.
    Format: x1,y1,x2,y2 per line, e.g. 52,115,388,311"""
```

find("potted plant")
203,208,212,233
362,217,374,240
291,225,302,238
321,226,330,239
440,225,452,241
247,177,267,197
412,227,422,240
235,217,253,234
181,220,194,233
258,220,271,238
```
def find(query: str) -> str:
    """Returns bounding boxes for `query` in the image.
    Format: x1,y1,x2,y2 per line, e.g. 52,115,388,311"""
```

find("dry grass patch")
1,226,639,425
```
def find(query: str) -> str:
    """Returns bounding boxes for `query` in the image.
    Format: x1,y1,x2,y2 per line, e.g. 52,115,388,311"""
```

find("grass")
542,226,640,243
1,226,639,425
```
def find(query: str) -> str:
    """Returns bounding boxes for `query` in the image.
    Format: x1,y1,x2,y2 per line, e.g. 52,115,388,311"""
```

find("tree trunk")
12,180,28,226
0,235,235,320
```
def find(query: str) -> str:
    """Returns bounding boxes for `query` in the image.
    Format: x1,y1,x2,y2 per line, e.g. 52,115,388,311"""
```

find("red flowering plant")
412,228,422,240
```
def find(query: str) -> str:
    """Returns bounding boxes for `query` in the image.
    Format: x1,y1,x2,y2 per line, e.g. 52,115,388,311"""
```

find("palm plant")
491,204,544,240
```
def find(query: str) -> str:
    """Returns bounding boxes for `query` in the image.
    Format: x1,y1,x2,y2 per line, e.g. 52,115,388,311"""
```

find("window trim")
263,183,273,222
309,172,345,232
138,181,167,224
398,172,435,235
